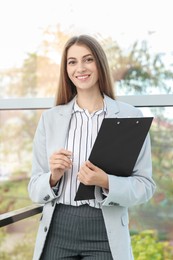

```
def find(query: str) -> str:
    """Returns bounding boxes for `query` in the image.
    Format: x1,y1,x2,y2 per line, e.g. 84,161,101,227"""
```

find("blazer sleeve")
28,114,59,204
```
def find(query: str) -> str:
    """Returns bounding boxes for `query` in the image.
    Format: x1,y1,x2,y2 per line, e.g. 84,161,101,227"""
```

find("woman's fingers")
49,149,73,186
50,149,72,167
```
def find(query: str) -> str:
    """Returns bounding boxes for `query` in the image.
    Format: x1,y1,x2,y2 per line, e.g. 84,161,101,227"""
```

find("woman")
28,35,156,260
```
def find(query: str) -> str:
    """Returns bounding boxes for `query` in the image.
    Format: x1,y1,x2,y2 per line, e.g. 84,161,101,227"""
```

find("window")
0,0,173,258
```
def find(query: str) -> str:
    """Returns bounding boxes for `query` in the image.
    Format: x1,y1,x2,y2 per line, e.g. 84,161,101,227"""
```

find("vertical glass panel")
0,110,43,211
129,107,173,244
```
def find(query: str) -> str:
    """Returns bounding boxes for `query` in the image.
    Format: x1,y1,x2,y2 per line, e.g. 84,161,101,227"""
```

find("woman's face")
66,44,99,93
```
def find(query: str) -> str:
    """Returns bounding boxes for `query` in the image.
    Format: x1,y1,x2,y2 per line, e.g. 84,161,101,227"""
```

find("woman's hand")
77,161,109,189
49,149,72,187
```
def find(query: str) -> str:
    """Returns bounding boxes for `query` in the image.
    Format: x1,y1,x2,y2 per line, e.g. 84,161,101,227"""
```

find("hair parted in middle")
55,34,115,106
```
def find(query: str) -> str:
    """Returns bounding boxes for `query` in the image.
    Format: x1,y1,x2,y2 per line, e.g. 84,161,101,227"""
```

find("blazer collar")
55,97,76,117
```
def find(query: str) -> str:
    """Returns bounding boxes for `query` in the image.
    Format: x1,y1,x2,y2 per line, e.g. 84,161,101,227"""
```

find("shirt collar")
72,98,107,115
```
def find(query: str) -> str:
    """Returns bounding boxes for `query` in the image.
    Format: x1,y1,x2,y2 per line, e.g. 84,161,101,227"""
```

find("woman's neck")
76,92,104,114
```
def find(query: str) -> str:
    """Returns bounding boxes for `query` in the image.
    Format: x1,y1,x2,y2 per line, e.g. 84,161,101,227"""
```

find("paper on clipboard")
74,117,153,201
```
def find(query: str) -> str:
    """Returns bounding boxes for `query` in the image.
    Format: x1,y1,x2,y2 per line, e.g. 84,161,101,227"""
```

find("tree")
100,38,173,94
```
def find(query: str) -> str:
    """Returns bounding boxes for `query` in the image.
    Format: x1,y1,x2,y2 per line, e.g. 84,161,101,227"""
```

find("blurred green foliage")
0,179,31,214
131,230,173,260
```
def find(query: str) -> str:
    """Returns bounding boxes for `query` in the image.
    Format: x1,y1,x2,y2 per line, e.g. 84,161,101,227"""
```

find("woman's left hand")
77,161,109,189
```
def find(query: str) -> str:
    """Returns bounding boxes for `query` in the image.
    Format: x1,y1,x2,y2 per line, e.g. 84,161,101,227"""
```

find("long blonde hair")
55,35,115,105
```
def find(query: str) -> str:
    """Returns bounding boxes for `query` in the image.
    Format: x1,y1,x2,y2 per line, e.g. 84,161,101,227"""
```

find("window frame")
0,94,173,110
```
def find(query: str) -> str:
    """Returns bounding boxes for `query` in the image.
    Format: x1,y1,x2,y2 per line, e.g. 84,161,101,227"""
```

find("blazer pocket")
121,214,129,226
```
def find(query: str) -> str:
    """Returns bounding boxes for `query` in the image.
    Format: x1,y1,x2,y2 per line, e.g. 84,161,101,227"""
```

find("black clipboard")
74,117,153,201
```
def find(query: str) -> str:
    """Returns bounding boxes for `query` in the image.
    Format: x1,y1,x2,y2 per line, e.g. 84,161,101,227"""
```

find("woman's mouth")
76,74,90,80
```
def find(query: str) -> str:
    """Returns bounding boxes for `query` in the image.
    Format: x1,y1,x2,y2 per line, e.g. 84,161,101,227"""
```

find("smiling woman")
0,1,173,259
27,34,156,260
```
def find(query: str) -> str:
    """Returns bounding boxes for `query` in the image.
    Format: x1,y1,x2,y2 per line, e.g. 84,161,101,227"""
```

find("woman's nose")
76,62,86,72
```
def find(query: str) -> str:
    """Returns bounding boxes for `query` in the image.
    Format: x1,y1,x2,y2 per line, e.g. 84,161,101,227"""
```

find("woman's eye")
85,57,94,63
67,60,76,65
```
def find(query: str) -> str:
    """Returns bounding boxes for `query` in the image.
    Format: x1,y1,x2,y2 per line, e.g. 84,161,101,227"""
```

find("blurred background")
0,0,173,259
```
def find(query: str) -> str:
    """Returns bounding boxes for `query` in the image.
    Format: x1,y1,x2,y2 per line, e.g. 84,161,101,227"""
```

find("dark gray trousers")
40,204,113,260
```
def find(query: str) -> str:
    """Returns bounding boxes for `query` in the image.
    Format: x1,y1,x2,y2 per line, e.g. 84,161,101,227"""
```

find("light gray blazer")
28,95,156,260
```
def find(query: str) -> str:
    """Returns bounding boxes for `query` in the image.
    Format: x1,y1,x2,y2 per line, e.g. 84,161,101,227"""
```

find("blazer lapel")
104,95,119,118
52,98,76,150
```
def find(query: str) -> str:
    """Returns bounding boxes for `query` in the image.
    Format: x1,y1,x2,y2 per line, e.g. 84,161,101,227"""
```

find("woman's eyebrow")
67,54,93,61
67,57,76,61
82,54,93,58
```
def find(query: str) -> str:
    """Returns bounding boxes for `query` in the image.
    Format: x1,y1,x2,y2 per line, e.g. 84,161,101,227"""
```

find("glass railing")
0,95,173,259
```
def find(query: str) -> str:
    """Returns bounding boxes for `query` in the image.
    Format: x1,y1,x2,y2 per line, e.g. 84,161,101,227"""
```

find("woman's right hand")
49,149,72,187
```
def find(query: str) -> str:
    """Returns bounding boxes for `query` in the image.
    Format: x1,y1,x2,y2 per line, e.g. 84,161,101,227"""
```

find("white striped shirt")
57,100,107,208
